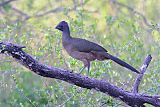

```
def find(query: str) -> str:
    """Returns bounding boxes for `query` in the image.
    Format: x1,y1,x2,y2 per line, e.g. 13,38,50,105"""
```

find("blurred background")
0,0,160,106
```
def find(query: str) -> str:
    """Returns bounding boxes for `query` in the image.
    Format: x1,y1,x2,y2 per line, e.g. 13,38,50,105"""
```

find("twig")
35,2,86,17
35,7,65,17
110,0,160,32
0,0,17,7
11,6,31,20
8,3,84,21
1,1,96,22
133,55,152,94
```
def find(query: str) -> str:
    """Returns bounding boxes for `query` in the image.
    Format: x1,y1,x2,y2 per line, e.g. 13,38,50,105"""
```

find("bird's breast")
62,41,74,54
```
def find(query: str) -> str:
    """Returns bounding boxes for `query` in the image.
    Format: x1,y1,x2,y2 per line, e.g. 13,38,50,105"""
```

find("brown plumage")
55,21,139,74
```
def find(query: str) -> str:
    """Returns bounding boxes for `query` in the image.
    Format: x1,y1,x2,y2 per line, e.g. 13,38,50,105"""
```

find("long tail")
105,53,139,74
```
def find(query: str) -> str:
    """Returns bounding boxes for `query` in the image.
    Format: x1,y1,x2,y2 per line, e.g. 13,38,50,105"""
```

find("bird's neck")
62,26,72,43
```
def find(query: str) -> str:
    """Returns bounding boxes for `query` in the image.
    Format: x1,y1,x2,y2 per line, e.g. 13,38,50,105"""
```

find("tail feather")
105,53,139,74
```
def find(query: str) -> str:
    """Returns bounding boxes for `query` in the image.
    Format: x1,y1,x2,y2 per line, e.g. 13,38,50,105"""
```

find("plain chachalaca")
55,21,139,74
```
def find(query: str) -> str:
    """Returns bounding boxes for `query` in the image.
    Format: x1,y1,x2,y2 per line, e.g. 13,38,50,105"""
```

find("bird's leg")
78,59,88,74
87,61,90,75
78,66,86,74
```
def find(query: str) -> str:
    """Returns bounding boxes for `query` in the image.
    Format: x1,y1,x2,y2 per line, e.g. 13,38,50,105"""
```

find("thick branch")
0,42,160,106
133,55,152,93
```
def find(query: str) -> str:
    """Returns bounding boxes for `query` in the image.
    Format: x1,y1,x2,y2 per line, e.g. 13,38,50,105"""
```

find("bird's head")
55,21,68,32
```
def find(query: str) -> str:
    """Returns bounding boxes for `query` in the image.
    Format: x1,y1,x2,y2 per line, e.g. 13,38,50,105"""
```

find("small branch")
35,2,86,17
133,55,152,94
110,0,160,32
11,6,31,20
1,1,96,23
35,7,65,17
72,0,78,10
0,0,17,7
8,3,84,21
0,42,159,106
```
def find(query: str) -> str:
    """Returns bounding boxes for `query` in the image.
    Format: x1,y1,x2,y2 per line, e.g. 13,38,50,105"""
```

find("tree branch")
110,0,160,32
0,0,17,7
35,2,86,17
132,55,152,94
11,6,30,20
7,3,85,22
0,42,159,106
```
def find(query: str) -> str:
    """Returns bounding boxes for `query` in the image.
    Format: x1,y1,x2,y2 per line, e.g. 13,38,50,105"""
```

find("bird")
55,21,139,74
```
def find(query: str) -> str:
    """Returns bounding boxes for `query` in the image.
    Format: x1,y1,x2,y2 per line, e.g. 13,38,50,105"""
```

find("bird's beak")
55,25,62,31
55,25,59,29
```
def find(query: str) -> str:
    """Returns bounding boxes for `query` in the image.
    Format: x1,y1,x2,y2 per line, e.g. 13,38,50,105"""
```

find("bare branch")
11,6,30,20
9,3,84,21
35,2,84,17
0,42,159,106
110,0,160,32
1,1,96,22
0,0,17,7
132,55,152,94
72,0,78,10
35,1,91,18
35,7,65,17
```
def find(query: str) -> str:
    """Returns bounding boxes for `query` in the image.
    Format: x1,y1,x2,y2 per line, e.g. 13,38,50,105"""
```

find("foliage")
0,0,160,106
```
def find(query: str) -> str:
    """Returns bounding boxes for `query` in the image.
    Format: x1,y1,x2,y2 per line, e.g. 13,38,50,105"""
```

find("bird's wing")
71,38,108,53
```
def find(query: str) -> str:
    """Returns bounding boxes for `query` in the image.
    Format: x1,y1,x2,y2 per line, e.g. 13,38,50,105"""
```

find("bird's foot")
78,67,85,75
70,70,74,73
